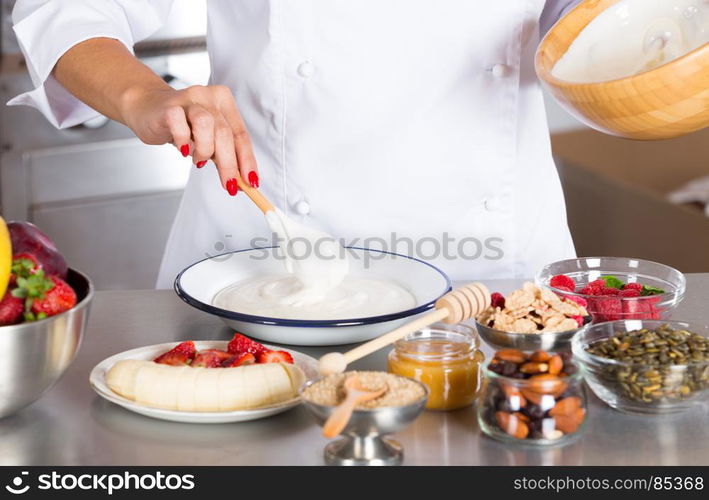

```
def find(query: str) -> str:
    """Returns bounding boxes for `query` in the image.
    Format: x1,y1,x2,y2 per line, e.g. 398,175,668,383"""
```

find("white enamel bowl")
174,247,451,346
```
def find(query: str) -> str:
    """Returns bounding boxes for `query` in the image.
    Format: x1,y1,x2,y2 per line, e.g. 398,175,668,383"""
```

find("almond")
495,349,526,364
548,354,563,375
520,362,549,374
530,350,552,363
554,407,586,433
495,411,529,439
520,388,543,405
513,411,530,423
528,374,567,396
549,396,582,417
502,383,527,409
554,415,579,434
573,407,586,424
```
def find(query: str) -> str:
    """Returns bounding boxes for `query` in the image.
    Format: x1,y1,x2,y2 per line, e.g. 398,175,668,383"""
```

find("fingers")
186,104,215,165
175,85,259,195
216,87,259,188
164,106,191,156
212,116,239,195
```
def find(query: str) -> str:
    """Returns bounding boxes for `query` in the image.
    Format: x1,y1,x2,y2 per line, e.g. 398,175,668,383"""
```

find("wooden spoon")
318,282,490,375
235,175,274,214
321,375,386,439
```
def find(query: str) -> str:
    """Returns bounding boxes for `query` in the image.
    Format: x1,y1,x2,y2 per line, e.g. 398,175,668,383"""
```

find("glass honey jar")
387,323,484,410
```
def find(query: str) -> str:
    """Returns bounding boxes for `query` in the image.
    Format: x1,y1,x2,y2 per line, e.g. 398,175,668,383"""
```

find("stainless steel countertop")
2,276,708,466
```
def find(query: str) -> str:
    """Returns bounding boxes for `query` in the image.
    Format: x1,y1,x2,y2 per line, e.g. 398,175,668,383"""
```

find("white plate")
174,247,451,346
89,341,319,424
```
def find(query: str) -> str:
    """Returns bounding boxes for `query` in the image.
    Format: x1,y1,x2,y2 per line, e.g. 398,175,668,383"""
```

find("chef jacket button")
483,196,501,212
297,61,315,78
491,64,508,78
295,200,311,215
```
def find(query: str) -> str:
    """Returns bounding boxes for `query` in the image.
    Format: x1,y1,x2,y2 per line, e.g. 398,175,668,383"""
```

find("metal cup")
300,378,428,466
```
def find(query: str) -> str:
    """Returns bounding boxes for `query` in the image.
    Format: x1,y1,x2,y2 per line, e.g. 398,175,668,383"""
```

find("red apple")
8,221,68,279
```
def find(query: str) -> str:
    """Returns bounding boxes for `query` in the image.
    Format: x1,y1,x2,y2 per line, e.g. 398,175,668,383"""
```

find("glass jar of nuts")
477,349,587,445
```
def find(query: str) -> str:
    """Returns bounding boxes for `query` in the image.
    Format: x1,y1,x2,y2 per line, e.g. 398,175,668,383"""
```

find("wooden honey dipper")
318,282,491,375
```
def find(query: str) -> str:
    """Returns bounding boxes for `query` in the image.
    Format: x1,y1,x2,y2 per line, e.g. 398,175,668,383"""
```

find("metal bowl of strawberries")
0,221,93,418
535,257,686,324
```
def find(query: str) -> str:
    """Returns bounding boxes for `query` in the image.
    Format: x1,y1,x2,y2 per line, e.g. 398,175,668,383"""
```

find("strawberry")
12,271,77,321
550,274,576,292
228,333,268,356
648,296,663,320
222,352,256,367
10,253,41,285
621,298,647,320
0,291,23,325
29,276,76,320
580,279,606,296
565,295,588,308
490,292,505,309
192,349,233,367
257,350,294,364
591,297,622,322
154,341,197,366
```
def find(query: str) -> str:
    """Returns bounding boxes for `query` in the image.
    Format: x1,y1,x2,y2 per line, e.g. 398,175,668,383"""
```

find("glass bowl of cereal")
535,257,686,324
572,320,709,414
300,371,428,465
475,282,591,352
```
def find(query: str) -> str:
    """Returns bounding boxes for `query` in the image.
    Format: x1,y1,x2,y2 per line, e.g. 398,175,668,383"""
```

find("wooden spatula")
321,375,386,438
318,282,491,375
235,175,274,213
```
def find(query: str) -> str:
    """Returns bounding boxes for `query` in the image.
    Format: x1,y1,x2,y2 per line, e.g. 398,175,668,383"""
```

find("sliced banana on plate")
107,359,305,412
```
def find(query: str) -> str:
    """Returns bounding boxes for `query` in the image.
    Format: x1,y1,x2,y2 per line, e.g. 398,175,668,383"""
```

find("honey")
387,323,484,411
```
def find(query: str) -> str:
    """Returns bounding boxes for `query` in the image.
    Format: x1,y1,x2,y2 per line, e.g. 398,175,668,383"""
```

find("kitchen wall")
0,0,209,291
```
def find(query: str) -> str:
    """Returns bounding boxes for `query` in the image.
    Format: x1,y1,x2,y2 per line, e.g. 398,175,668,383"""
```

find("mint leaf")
602,276,624,289
641,285,665,296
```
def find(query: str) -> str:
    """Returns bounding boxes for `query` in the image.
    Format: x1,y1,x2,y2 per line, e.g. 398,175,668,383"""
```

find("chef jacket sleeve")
539,0,584,36
7,0,174,128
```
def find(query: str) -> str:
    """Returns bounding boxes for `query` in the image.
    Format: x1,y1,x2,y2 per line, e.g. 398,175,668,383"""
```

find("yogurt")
552,0,709,83
212,274,417,320
212,208,416,320
265,207,349,295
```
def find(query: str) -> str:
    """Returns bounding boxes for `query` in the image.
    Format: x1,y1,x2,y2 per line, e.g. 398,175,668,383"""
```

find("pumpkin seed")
586,324,709,405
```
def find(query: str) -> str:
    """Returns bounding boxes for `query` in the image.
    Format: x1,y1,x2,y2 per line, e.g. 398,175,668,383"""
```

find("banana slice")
107,360,305,412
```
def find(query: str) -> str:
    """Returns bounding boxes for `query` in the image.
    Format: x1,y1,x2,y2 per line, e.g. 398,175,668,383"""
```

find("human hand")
121,84,258,196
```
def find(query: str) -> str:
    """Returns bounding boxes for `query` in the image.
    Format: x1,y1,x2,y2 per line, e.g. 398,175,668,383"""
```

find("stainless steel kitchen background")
0,0,209,290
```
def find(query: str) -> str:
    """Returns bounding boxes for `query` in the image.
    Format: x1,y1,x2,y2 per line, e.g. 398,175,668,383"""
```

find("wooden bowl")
536,0,709,140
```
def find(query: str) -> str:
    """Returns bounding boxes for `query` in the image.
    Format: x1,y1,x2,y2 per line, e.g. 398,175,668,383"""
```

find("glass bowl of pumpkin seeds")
572,320,709,414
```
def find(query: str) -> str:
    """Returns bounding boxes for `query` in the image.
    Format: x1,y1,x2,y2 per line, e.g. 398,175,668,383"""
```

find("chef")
9,0,581,288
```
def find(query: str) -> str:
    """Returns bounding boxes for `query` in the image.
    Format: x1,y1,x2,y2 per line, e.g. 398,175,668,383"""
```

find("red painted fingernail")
196,160,207,168
226,178,238,196
248,171,259,188
180,144,189,157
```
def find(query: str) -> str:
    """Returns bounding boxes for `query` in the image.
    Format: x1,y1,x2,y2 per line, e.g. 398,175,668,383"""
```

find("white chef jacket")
10,0,580,289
